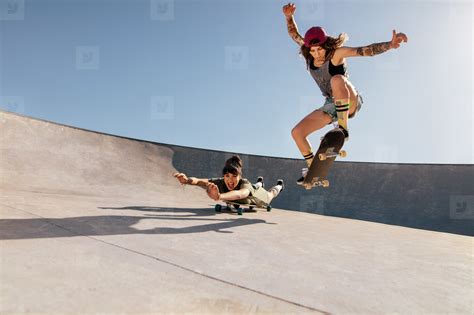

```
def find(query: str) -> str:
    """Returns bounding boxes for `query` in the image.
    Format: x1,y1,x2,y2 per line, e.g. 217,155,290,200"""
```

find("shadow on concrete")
98,205,266,216
0,206,273,240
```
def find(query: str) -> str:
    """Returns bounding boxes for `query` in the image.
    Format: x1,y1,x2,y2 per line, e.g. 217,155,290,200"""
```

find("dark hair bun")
226,155,243,168
222,155,243,176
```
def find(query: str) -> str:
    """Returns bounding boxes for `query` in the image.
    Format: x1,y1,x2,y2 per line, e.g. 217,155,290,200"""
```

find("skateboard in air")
214,201,272,216
302,128,347,190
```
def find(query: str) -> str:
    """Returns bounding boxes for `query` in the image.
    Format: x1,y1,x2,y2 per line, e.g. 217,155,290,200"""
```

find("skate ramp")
1,110,472,314
3,110,472,236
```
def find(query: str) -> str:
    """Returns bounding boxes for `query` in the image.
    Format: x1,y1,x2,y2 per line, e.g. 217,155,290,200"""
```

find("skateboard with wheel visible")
214,201,272,216
302,128,347,190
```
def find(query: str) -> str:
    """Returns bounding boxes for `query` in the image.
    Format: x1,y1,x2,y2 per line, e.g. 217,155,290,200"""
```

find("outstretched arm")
206,183,250,202
175,173,247,202
333,30,408,63
283,3,304,46
173,172,209,188
220,189,250,201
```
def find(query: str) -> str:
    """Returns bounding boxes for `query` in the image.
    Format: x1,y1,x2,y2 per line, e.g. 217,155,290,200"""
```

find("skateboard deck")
214,201,272,216
302,128,346,190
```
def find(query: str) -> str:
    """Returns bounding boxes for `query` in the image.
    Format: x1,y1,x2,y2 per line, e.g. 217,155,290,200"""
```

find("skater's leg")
291,110,332,167
330,75,359,137
265,179,284,203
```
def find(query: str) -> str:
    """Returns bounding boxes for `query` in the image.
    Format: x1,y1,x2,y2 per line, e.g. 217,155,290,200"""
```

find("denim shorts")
318,94,364,123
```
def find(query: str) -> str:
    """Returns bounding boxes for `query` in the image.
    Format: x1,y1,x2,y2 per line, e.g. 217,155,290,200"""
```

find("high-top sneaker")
276,179,285,191
296,168,308,185
256,176,265,188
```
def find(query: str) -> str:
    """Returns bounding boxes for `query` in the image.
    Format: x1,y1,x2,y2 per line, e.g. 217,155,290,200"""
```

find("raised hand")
390,30,408,49
282,3,296,18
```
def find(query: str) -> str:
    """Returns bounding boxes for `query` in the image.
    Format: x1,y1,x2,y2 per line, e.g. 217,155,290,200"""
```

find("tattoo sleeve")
356,42,392,56
286,16,304,46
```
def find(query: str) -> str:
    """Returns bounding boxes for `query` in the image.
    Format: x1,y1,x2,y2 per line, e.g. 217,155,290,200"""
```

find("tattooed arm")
356,41,393,56
283,3,304,46
286,15,304,46
332,30,408,65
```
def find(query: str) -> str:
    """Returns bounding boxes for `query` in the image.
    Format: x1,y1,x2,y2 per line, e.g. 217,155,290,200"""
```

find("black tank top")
310,60,347,76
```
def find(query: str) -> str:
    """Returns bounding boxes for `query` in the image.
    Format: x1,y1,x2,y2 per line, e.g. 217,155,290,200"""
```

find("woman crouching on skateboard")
173,155,284,207
282,3,407,185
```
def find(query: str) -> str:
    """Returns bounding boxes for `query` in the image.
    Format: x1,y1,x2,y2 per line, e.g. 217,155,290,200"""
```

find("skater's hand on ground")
283,3,296,18
206,183,220,201
390,30,408,49
173,172,189,185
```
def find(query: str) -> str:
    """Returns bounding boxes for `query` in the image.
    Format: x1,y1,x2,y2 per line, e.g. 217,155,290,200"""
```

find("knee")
291,126,302,140
330,74,346,88
292,125,310,140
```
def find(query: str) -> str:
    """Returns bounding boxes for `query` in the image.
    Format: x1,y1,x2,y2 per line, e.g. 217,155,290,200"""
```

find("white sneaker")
302,167,308,176
296,168,309,185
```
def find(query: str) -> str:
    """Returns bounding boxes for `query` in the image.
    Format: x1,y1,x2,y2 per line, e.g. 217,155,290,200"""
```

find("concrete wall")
169,145,474,236
2,110,472,236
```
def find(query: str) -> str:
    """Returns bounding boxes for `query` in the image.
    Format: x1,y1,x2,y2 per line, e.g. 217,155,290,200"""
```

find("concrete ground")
2,189,472,314
1,111,473,314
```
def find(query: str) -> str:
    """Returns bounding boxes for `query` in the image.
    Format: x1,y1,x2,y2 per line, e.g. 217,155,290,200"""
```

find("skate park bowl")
1,110,473,314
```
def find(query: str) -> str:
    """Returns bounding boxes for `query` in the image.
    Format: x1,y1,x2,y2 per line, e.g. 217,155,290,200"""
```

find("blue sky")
1,0,472,164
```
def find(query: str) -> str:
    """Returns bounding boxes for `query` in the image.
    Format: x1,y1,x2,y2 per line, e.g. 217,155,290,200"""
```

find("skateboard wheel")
322,180,330,188
339,150,347,158
319,153,327,161
237,209,243,215
215,204,222,212
266,205,272,212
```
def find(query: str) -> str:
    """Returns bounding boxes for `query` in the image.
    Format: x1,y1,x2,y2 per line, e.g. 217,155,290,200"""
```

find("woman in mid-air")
174,155,284,207
282,3,408,185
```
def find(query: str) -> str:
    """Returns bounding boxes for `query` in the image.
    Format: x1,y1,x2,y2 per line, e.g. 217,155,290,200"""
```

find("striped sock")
335,99,350,131
303,151,314,167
